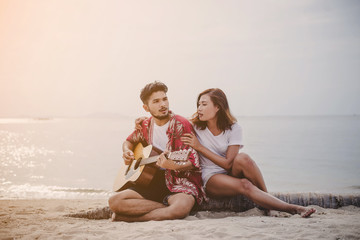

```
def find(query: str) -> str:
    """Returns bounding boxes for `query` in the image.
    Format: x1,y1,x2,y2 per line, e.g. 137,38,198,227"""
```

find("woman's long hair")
191,88,237,132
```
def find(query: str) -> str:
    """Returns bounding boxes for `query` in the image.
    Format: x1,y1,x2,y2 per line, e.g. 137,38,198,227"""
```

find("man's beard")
149,108,169,120
152,112,169,120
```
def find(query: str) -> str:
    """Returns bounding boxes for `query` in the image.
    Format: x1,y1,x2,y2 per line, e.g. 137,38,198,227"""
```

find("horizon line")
0,113,359,119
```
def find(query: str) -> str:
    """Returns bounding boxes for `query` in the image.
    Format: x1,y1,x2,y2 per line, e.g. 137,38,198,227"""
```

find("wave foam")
0,184,113,199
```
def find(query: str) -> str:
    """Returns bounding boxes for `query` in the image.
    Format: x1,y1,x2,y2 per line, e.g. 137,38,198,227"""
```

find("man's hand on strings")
122,150,135,165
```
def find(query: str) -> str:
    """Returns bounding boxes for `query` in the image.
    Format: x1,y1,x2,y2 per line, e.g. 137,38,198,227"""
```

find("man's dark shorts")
129,169,199,210
129,169,173,205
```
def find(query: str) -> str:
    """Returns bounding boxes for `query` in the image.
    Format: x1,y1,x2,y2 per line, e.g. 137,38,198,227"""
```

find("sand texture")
1,199,360,239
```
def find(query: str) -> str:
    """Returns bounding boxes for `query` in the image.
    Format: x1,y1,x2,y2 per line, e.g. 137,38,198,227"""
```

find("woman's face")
197,94,219,122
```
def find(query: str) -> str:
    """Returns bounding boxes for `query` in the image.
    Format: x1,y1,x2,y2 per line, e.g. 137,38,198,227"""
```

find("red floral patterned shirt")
126,111,207,204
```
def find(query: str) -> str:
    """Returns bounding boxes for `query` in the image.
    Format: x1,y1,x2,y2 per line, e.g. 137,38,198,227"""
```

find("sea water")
0,116,359,199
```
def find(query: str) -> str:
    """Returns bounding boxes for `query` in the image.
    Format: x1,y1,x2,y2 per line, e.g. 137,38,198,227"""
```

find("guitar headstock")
167,149,191,162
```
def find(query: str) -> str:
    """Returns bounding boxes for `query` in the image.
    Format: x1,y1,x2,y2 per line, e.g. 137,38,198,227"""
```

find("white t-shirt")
152,121,169,151
194,122,243,174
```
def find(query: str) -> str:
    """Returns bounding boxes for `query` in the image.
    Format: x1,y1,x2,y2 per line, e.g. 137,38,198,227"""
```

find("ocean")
0,116,359,199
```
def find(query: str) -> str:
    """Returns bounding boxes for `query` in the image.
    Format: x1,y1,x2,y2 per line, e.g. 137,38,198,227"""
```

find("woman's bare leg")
206,174,315,217
230,153,268,192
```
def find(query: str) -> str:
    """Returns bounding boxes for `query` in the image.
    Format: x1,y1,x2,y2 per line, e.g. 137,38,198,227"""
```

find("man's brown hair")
140,81,168,104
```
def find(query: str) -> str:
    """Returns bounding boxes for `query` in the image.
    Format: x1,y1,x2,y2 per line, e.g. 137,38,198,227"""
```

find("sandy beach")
1,199,360,240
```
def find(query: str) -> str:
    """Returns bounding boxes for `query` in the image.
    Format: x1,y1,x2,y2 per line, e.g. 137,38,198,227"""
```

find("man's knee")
108,190,137,211
108,193,123,211
168,194,195,219
169,208,190,219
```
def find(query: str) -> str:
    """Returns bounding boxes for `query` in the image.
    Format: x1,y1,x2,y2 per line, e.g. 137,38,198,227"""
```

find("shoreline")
1,199,360,239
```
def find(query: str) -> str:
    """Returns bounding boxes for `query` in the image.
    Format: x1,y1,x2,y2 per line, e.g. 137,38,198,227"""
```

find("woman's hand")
181,132,201,151
134,116,148,130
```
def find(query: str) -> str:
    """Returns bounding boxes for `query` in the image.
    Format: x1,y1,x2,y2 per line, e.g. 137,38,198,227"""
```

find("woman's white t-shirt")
193,122,243,185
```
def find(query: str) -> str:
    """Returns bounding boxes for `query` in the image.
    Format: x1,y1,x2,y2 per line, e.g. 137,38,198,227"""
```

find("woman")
181,88,316,218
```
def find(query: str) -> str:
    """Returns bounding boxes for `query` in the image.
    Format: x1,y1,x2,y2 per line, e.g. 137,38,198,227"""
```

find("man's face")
143,91,169,120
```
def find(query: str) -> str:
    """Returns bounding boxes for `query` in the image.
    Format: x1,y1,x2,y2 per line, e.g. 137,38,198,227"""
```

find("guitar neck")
139,153,189,166
139,156,158,165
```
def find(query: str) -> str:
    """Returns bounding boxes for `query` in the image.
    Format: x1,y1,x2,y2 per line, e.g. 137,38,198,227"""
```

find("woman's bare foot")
299,207,316,218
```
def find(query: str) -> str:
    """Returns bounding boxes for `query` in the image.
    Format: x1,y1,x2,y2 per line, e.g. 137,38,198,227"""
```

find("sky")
0,0,359,118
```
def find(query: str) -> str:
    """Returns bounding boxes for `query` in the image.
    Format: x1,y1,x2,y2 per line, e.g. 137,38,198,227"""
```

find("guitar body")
128,163,158,188
113,143,160,192
113,143,190,192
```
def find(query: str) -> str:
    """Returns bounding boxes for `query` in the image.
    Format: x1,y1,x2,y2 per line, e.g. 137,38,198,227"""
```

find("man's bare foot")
299,207,316,218
111,212,130,222
112,212,145,222
111,212,119,221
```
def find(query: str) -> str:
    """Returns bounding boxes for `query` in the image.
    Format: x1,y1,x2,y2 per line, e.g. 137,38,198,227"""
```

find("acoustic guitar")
113,143,190,192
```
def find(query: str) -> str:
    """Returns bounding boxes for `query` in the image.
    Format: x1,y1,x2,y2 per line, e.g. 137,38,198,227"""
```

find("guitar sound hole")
134,157,142,170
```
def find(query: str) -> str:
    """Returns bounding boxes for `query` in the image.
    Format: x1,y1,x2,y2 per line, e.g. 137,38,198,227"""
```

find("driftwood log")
66,193,360,220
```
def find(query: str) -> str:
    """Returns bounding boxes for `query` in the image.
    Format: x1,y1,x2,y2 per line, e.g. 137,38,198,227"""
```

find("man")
108,81,206,222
